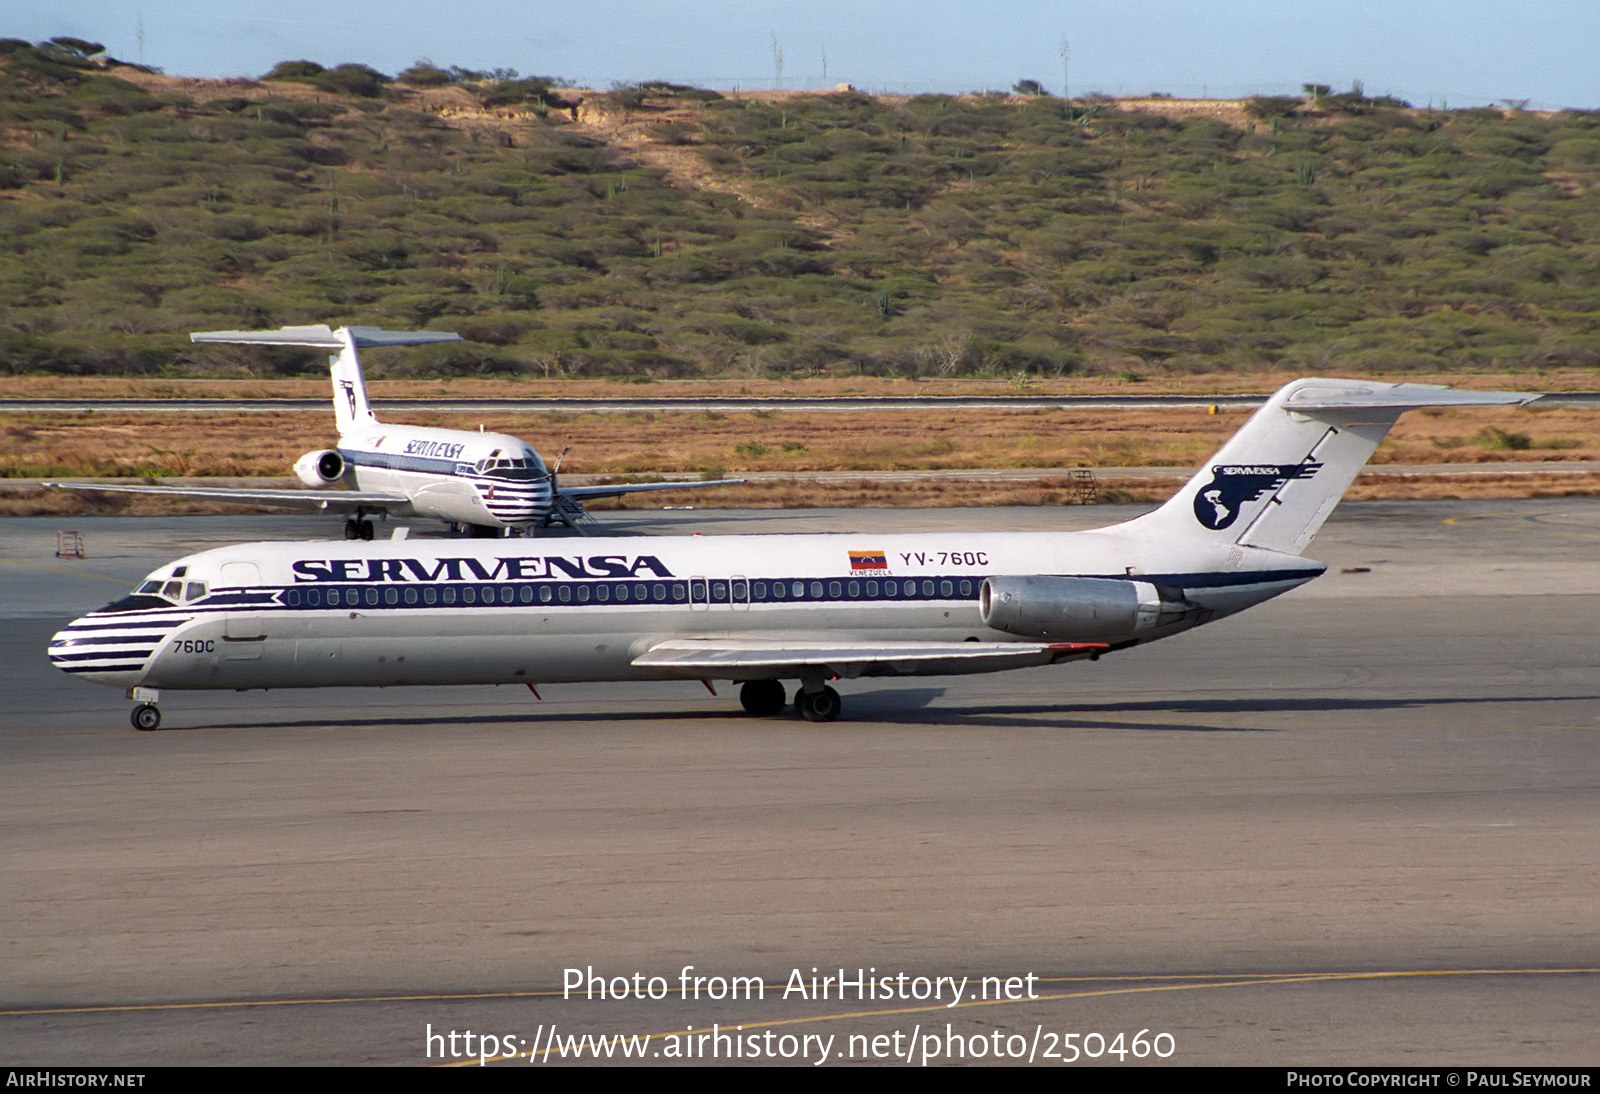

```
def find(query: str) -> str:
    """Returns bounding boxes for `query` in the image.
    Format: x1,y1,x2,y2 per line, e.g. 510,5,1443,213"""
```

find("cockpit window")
106,574,205,612
479,456,547,481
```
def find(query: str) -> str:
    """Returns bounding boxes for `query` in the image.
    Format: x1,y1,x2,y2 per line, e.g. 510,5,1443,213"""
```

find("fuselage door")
220,561,265,659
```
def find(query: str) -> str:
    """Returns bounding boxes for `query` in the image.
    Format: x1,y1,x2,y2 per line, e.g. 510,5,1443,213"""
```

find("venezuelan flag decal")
848,549,888,571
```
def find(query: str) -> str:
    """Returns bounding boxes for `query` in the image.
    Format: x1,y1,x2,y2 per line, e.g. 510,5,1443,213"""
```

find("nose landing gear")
128,687,161,731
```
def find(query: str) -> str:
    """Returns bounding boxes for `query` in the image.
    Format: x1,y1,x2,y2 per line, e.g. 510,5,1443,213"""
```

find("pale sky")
6,0,1597,108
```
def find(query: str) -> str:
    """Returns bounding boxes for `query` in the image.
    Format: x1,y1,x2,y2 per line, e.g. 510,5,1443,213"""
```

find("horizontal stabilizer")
191,325,462,349
1282,382,1533,414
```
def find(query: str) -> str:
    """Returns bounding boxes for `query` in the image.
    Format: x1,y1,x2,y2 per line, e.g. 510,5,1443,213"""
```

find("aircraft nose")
47,619,88,672
47,613,164,683
477,475,554,525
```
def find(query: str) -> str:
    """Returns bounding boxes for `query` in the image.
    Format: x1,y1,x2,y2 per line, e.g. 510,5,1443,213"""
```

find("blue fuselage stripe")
338,448,461,476
74,569,1313,621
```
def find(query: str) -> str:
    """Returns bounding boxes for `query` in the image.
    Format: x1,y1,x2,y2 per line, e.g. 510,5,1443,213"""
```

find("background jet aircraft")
48,377,1535,730
49,325,742,539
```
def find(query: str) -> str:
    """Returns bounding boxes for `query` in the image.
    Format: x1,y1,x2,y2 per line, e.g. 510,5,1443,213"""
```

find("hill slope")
3,54,1598,381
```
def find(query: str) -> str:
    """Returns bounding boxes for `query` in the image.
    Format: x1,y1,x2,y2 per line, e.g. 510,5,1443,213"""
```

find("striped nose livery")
470,474,554,527
48,611,187,684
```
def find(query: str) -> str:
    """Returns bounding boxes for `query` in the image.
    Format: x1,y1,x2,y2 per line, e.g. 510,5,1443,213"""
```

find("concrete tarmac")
1,502,1596,1066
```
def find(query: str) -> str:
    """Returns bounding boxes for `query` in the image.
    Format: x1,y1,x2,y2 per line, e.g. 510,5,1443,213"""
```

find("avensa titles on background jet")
49,325,743,539
49,378,1534,731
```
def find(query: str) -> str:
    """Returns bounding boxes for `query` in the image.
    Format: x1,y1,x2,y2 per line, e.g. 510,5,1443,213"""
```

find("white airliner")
49,325,742,539
49,378,1533,730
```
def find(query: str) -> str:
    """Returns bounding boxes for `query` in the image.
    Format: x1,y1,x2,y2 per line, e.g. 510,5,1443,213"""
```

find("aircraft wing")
46,481,410,514
557,478,746,502
632,636,1107,679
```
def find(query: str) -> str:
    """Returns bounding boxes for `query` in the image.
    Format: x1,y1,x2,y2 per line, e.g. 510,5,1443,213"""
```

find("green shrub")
263,59,324,82
1470,427,1532,450
314,64,390,98
397,61,451,87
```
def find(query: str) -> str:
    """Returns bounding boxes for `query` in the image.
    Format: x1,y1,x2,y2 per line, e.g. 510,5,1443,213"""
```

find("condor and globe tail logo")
1192,461,1323,530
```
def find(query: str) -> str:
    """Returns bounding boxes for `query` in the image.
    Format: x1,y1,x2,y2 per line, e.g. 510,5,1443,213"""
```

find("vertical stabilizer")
328,327,375,434
1114,378,1532,555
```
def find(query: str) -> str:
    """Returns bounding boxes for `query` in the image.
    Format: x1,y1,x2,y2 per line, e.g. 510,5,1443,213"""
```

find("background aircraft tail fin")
1114,378,1533,555
190,325,462,435
326,329,378,434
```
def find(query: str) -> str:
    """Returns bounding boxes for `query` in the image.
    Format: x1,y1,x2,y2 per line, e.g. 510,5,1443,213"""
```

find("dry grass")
4,368,1597,401
3,397,1593,516
597,470,1600,510
4,405,1595,481
1340,471,1600,502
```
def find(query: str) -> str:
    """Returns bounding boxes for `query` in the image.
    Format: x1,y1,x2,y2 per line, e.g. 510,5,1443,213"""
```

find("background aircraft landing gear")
739,680,787,717
131,704,161,731
344,516,375,540
796,685,841,723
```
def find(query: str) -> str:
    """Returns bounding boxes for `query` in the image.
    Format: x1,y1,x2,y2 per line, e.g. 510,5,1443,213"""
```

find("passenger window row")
280,577,980,609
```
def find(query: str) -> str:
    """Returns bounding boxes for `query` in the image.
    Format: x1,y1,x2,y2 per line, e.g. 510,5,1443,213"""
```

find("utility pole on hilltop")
1060,37,1070,100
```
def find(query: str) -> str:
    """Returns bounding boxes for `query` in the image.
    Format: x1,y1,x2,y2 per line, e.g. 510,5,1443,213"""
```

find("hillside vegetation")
3,43,1599,382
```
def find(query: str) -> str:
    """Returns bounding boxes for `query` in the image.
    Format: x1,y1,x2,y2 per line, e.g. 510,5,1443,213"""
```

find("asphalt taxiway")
1,502,1596,1066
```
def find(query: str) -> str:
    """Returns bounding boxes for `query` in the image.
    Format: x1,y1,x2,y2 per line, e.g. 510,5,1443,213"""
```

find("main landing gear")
795,685,842,723
738,680,787,717
344,516,375,540
738,680,842,722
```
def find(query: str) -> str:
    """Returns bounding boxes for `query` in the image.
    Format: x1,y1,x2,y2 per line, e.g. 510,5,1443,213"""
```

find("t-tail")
190,325,462,435
1115,378,1533,555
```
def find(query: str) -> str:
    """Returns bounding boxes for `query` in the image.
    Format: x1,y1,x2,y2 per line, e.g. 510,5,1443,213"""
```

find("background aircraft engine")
294,449,346,487
979,576,1197,640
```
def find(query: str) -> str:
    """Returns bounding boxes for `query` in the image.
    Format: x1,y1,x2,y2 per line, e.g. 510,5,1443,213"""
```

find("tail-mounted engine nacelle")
980,575,1200,641
294,449,346,487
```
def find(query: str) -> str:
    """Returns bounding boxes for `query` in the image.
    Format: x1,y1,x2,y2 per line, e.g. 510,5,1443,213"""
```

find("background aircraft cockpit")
475,448,550,481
